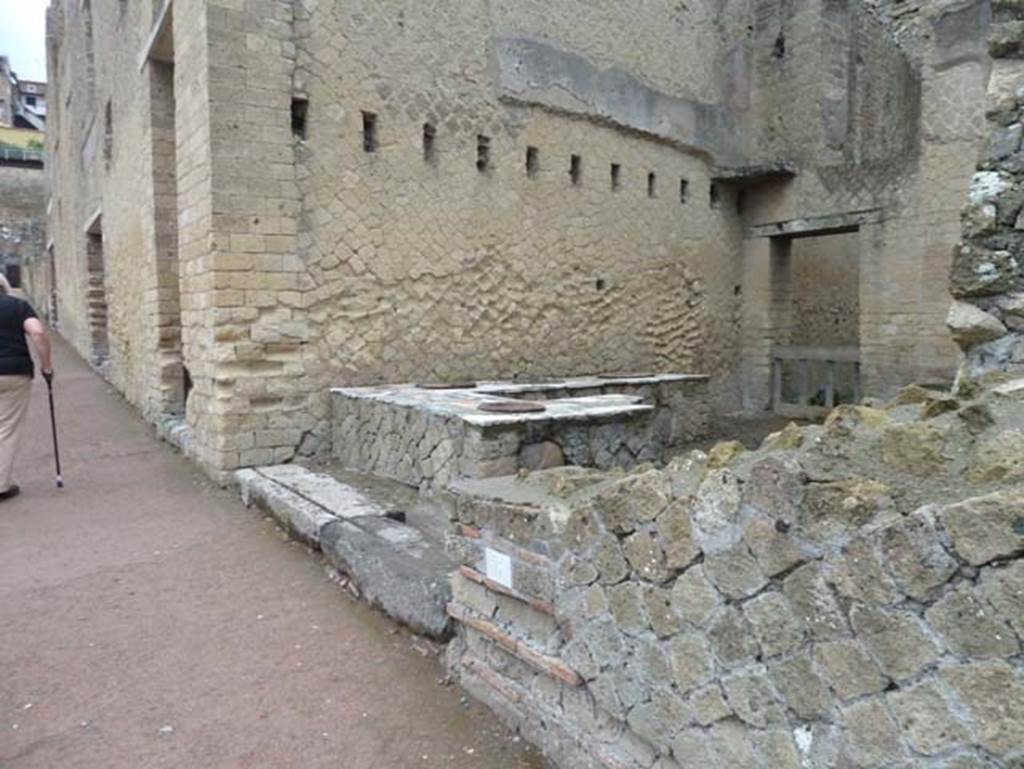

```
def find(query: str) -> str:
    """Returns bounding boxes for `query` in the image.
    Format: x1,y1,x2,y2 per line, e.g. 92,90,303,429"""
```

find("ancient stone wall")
949,1,1024,380
446,385,1024,769
739,0,991,406
284,0,751,460
0,162,46,300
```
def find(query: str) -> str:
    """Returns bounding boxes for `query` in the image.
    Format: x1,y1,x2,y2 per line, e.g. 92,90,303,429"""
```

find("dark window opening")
103,100,113,168
362,111,378,153
736,190,746,215
291,97,308,140
526,146,539,178
183,365,194,404
423,123,436,163
710,182,721,209
611,163,621,192
570,154,582,186
596,278,606,291
647,172,657,198
773,31,786,59
25,95,36,107
680,178,689,204
477,134,491,172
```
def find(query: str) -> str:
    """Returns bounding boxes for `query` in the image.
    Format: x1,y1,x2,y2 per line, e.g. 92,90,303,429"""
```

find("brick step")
446,602,581,687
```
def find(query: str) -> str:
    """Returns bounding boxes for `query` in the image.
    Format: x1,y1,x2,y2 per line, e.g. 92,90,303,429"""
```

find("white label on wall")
484,548,513,589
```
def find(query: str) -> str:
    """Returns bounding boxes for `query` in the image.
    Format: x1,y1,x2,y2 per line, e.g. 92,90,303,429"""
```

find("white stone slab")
256,465,389,519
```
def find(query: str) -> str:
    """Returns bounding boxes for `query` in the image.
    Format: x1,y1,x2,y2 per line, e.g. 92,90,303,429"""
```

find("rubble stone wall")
446,387,1024,769
949,1,1024,380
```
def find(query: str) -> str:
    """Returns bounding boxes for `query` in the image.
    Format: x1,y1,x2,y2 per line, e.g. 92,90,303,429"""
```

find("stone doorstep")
235,465,455,639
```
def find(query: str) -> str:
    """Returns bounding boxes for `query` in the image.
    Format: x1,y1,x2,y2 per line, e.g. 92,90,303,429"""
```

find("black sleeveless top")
0,295,38,378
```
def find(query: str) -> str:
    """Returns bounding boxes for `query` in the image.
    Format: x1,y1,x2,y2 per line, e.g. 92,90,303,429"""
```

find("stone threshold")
236,464,455,638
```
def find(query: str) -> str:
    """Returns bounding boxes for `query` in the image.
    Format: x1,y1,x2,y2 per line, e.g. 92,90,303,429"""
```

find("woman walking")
0,275,53,501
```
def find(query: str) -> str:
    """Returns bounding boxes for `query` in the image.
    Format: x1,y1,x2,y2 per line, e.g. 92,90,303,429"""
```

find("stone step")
236,464,455,638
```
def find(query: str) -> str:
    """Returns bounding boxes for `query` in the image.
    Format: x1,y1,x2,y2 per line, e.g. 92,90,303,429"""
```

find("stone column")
949,6,1024,384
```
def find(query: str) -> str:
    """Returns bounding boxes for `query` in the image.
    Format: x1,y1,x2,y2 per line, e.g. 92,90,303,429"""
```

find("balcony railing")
772,345,861,418
0,146,44,165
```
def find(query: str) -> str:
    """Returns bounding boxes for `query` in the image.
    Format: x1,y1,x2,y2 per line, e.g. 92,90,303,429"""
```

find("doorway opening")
768,231,861,417
85,216,110,368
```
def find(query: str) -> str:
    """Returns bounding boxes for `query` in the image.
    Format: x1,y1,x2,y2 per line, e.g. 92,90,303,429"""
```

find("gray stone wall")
0,162,46,300
950,2,1024,380
446,386,1024,769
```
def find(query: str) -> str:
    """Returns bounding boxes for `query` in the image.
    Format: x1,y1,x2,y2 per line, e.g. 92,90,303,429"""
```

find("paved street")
0,338,544,769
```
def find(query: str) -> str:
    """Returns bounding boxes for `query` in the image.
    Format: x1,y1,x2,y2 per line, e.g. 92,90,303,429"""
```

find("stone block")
668,633,715,693
669,729,712,767
881,422,952,477
839,699,907,769
642,586,684,638
623,526,672,583
742,455,806,520
800,479,894,544
690,469,743,553
940,490,1024,565
769,655,834,721
979,559,1024,637
827,535,901,605
690,683,732,726
814,639,888,701
608,582,650,636
947,300,1009,347
721,667,786,727
924,583,1020,658
632,637,672,688
850,606,941,682
663,450,708,499
582,617,627,670
880,510,958,601
966,430,1024,482
519,441,565,471
593,535,631,585
626,689,693,750
655,498,700,571
707,606,760,669
742,591,806,658
593,470,672,534
887,679,969,756
782,563,847,641
940,660,1024,756
669,565,721,627
708,720,759,769
752,730,800,769
743,517,805,578
703,543,768,600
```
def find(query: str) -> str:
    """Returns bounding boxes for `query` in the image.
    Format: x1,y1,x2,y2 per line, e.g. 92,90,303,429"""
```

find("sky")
0,0,49,82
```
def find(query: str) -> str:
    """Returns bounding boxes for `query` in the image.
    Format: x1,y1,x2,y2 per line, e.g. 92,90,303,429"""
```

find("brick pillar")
176,0,313,479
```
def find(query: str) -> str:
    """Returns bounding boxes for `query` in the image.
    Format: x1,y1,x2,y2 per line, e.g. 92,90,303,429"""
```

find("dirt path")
0,339,545,769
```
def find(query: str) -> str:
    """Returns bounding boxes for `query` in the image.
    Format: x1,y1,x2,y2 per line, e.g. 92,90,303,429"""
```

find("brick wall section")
196,0,311,474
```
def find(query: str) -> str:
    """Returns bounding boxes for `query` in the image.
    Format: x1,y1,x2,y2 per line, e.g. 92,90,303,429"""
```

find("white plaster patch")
485,548,513,589
969,171,1010,205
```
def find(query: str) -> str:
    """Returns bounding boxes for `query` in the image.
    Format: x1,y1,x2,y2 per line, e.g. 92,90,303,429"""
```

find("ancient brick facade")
41,0,995,478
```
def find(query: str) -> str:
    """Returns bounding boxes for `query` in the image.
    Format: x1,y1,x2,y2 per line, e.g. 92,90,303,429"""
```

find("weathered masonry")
35,0,997,480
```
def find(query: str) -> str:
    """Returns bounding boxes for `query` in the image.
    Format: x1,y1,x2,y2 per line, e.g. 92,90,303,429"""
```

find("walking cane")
42,371,63,489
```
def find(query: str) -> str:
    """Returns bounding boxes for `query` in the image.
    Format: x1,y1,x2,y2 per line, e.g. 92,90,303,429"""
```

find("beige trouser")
0,376,32,492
